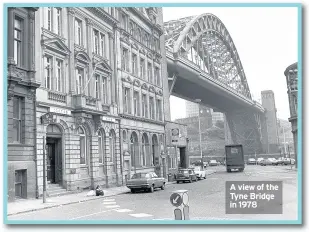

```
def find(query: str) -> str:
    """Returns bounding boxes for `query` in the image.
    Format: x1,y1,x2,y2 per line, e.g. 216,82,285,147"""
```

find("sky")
162,7,298,121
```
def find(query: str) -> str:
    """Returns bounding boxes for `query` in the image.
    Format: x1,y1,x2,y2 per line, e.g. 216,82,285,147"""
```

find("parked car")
247,158,256,165
260,158,278,166
209,160,219,166
175,168,198,183
126,172,166,193
194,166,207,180
283,158,295,165
277,157,285,165
257,158,264,165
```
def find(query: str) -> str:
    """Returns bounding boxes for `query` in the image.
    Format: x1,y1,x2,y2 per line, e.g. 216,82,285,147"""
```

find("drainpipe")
33,93,39,199
113,24,123,186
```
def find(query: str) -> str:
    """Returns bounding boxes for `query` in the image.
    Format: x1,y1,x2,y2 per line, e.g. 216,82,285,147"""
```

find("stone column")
109,32,116,105
28,10,36,75
67,8,76,94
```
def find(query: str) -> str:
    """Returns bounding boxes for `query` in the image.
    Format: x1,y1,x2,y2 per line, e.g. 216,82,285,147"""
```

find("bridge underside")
170,76,266,155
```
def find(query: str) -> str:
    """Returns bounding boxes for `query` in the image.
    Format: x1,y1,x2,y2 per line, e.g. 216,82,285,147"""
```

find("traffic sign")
170,192,182,207
182,192,189,206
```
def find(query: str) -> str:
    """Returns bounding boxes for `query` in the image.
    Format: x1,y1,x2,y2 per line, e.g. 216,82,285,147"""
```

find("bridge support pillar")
225,110,264,155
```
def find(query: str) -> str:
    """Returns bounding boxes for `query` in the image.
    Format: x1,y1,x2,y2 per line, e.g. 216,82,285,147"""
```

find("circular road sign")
182,192,189,206
170,193,182,207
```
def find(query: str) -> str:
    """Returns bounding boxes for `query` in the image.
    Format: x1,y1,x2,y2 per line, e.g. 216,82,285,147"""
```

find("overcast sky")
163,7,298,121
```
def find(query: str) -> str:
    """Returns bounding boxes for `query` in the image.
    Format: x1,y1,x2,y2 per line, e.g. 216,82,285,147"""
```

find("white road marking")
70,209,114,220
129,213,153,218
114,209,133,213
103,202,117,205
103,199,115,202
105,205,120,209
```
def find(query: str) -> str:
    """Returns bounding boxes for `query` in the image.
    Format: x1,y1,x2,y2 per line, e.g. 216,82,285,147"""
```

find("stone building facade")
34,7,122,196
284,62,298,167
116,8,167,179
7,7,40,201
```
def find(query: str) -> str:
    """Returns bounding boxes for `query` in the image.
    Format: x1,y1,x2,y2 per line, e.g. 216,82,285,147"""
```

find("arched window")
137,28,142,42
78,127,86,165
152,134,158,166
129,22,134,35
123,130,127,143
142,133,149,166
98,130,106,168
110,130,116,172
145,34,149,47
130,132,139,168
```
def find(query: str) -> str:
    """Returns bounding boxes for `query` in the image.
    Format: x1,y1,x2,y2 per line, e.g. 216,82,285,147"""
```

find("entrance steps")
47,183,70,197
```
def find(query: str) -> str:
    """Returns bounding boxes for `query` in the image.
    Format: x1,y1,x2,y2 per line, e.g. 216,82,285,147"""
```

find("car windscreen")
131,173,150,179
178,170,189,174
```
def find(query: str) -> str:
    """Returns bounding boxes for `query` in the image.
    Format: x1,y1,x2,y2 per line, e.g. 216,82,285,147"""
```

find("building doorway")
46,124,63,185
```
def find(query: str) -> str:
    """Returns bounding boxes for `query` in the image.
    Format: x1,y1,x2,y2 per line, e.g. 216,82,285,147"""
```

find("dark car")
175,168,198,183
126,172,166,193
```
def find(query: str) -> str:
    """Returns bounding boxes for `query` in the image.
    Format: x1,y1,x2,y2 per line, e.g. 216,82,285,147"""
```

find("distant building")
210,109,224,125
261,90,280,153
284,62,298,165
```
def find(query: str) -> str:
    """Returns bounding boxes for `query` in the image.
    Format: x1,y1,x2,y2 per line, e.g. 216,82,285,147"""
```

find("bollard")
170,190,189,220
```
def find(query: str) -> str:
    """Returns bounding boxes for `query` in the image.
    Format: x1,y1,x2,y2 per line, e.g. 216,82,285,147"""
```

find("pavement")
6,166,299,222
6,169,217,217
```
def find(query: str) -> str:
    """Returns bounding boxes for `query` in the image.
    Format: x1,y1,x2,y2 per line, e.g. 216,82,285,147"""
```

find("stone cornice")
85,7,119,27
119,113,165,126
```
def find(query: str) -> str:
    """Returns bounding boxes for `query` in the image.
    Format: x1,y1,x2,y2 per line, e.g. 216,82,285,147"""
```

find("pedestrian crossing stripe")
105,205,120,208
114,209,133,213
129,213,153,218
103,202,117,205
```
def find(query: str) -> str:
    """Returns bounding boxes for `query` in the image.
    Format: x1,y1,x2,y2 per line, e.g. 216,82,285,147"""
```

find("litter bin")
168,173,172,182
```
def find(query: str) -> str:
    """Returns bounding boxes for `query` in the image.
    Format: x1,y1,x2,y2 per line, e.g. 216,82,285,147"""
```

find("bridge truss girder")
225,110,266,155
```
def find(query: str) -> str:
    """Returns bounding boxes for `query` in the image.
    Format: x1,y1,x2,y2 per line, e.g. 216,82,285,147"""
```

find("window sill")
8,143,33,147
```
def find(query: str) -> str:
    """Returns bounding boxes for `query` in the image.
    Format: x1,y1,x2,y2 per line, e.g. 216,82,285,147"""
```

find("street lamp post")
195,99,203,167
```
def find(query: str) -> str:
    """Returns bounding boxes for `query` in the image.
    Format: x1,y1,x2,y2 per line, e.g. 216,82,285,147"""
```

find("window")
14,17,22,66
149,96,155,120
95,75,99,99
98,130,105,165
121,48,129,71
145,34,149,47
101,75,107,103
137,28,142,42
110,130,117,172
140,58,145,79
76,67,84,94
100,33,105,56
130,132,139,168
142,94,148,118
147,63,152,83
155,67,160,86
12,96,22,143
132,53,137,75
79,127,87,165
294,95,297,113
44,57,52,89
120,13,127,30
93,30,105,56
15,170,27,199
47,7,52,31
129,22,134,35
141,134,149,166
55,59,63,92
75,18,82,45
93,30,99,55
124,87,131,114
156,99,162,121
133,91,140,116
55,8,62,35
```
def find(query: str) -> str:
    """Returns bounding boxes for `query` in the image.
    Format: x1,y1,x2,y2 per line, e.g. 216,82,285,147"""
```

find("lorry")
225,144,245,172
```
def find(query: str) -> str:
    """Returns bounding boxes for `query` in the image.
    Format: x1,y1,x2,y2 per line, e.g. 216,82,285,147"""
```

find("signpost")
170,190,189,220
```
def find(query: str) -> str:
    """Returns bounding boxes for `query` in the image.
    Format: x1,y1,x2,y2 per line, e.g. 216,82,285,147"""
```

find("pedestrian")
95,185,104,196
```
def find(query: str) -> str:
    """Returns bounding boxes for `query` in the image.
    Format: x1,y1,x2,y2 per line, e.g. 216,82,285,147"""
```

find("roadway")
8,165,298,222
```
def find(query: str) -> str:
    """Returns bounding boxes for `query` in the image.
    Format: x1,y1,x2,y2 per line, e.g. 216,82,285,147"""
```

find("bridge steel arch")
164,14,267,155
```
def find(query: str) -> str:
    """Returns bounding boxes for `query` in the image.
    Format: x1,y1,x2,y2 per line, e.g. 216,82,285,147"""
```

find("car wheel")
131,189,135,193
149,185,154,193
189,178,193,183
161,183,165,190
176,181,179,184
